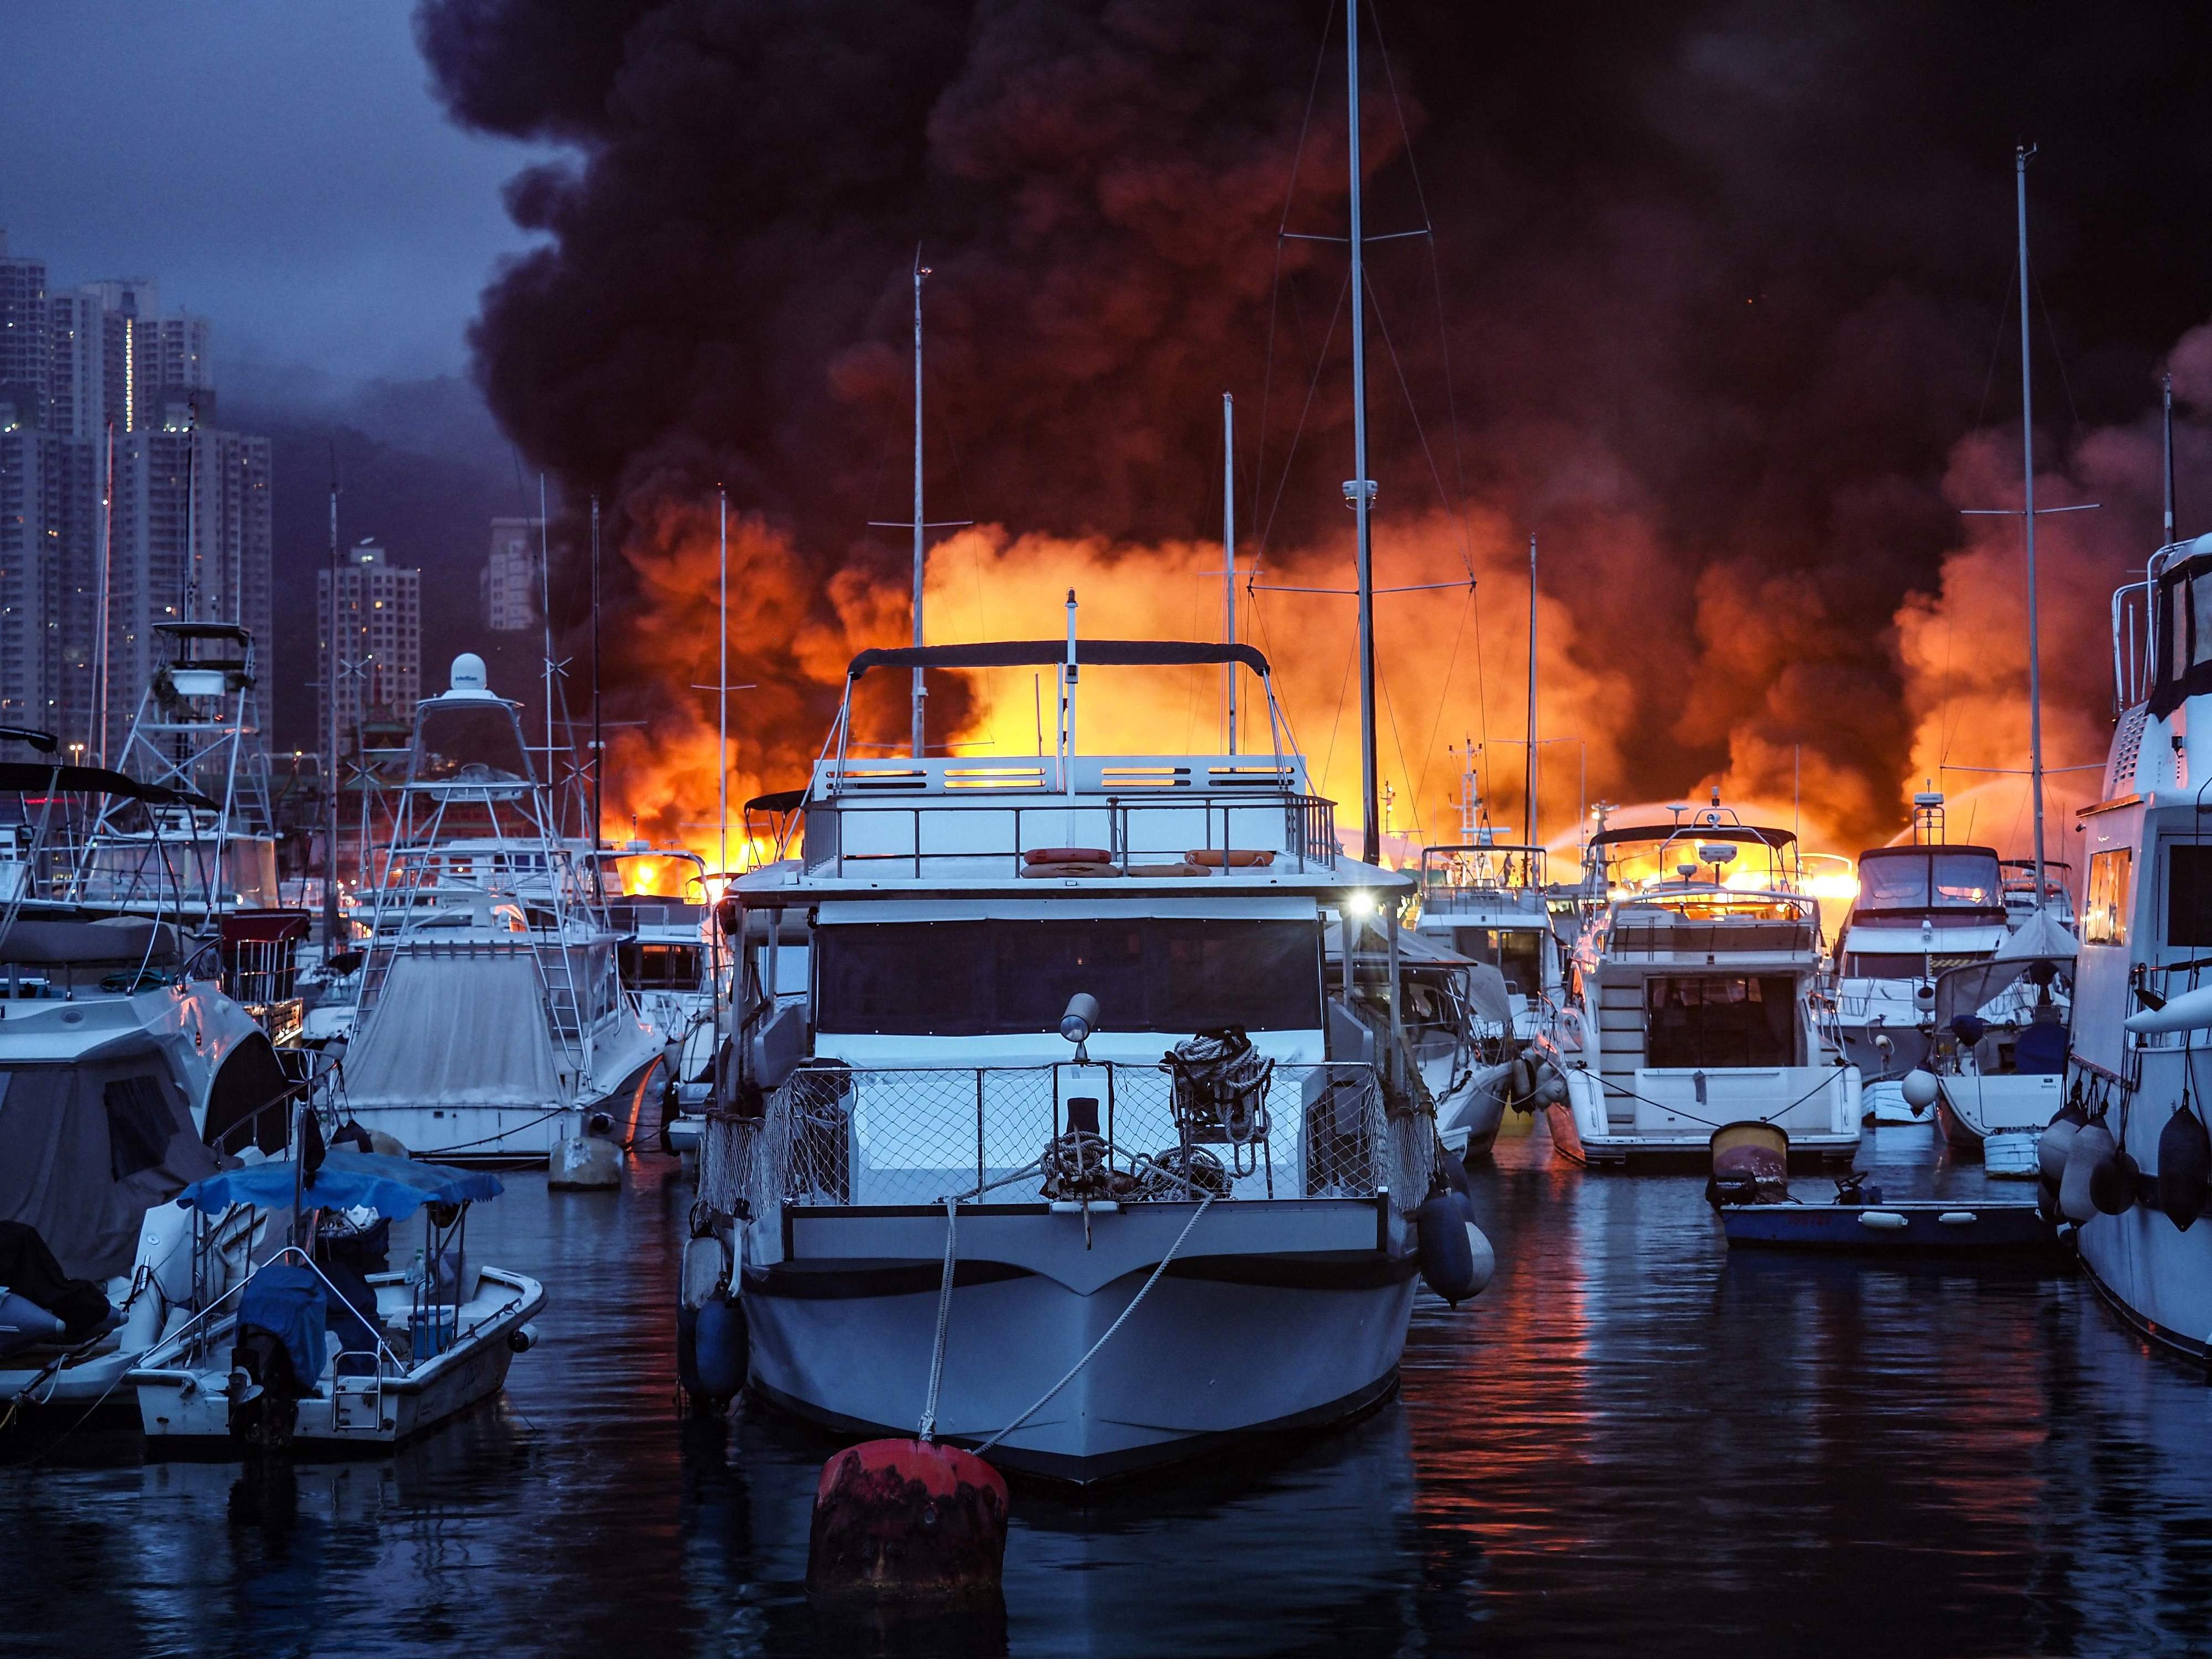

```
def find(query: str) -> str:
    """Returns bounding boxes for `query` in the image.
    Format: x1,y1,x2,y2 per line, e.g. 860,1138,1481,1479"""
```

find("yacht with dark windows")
2063,531,2212,1356
687,632,1474,1481
1829,792,2011,1097
1541,794,1859,1166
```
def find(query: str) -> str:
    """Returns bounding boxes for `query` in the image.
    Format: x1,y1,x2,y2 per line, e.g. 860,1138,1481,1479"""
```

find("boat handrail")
800,789,1339,878
699,1057,1428,1225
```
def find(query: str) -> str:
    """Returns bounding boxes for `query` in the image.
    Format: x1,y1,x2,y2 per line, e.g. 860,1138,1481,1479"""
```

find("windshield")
1452,927,1547,998
816,917,1322,1037
1856,849,2001,914
412,702,533,785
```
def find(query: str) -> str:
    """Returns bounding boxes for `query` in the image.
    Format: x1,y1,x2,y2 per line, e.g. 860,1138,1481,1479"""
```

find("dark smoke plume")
417,0,2212,851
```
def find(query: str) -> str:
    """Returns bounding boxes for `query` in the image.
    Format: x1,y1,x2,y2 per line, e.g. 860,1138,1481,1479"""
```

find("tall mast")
1345,0,1379,864
2165,371,2178,542
323,450,342,950
911,248,928,761
1525,532,1538,849
539,477,554,778
718,487,730,880
2016,144,2046,911
590,493,603,849
1223,392,1238,754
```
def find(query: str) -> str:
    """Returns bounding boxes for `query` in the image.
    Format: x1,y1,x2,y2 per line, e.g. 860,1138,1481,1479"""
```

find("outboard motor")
228,1265,326,1454
1706,1121,1790,1208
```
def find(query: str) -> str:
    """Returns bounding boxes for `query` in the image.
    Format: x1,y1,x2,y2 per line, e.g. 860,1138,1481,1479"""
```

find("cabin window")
815,918,1323,1036
1644,975,1798,1068
1451,927,1547,997
1854,851,2001,914
620,942,701,990
2165,845,2212,947
2084,848,2131,946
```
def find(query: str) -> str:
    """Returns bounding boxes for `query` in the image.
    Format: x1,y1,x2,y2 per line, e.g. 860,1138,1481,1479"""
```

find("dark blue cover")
238,1264,326,1388
176,1150,503,1222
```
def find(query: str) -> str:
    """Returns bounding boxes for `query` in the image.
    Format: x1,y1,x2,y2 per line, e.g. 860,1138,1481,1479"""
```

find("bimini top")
846,640,1271,680
0,761,216,810
175,1149,504,1221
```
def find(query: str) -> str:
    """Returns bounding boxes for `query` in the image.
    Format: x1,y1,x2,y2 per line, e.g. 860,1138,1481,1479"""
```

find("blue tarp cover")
176,1150,503,1222
238,1264,326,1387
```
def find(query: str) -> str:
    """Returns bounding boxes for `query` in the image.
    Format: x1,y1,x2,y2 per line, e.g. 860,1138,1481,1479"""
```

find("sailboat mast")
2165,372,2178,542
1345,0,1380,864
718,487,730,880
2015,144,2047,910
1526,532,1538,849
1223,392,1238,755
590,493,603,849
911,249,928,761
324,453,342,950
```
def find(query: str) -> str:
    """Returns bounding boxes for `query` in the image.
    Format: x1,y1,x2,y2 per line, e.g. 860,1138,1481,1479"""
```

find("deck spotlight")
1060,993,1100,1061
1345,890,1376,919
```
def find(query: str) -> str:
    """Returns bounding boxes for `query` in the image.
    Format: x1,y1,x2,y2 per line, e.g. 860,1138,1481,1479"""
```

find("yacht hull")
1932,1072,2063,1152
742,1198,1416,1483
342,1049,663,1167
1436,1059,1511,1160
1551,1065,1862,1166
2077,1209,2212,1365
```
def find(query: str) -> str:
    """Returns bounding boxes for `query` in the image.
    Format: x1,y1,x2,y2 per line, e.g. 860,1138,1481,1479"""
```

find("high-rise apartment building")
484,516,543,631
0,233,263,760
317,539,421,752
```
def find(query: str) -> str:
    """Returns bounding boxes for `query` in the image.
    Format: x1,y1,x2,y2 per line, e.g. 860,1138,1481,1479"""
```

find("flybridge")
800,637,1344,880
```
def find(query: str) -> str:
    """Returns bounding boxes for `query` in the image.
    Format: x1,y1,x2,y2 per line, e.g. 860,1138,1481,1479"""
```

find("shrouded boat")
333,655,663,1167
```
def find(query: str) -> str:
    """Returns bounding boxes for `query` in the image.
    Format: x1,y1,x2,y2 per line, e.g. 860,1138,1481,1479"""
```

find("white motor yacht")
1543,797,1861,1166
1918,911,2074,1159
590,845,725,1150
1830,819,2011,1092
2065,531,2212,1354
690,635,1467,1482
333,655,664,1168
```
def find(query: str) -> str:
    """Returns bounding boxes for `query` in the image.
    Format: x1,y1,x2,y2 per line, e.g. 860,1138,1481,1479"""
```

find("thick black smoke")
417,0,2212,844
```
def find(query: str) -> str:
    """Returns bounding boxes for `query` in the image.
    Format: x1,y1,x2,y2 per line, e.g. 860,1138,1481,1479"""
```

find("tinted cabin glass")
1856,855,1929,911
816,919,1322,1036
1644,975,1799,1068
1451,927,1547,996
413,703,533,784
1930,853,2000,907
2167,845,2212,947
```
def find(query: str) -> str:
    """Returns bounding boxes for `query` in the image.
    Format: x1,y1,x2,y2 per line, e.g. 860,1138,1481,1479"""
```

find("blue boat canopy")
176,1150,503,1221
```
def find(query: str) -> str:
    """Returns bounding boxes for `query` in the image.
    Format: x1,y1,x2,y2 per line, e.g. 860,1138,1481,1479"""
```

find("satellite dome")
450,653,489,694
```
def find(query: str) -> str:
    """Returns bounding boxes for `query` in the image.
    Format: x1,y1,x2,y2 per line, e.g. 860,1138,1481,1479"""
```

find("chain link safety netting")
701,1057,1434,1232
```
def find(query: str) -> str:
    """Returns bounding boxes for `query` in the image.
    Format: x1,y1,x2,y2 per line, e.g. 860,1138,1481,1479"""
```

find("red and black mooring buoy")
805,1438,1009,1600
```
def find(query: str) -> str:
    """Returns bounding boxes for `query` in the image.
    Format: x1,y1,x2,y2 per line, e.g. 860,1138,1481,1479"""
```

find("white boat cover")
344,952,561,1109
1995,907,2079,961
0,1046,216,1279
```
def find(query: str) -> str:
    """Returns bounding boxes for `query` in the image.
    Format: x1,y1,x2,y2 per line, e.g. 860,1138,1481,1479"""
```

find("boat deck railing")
801,788,1339,879
700,1059,1432,1230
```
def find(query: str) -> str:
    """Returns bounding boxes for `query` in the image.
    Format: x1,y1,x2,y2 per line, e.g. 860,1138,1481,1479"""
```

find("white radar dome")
449,653,489,694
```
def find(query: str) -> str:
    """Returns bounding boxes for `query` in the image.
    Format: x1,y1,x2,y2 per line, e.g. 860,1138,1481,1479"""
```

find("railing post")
976,1068,986,1193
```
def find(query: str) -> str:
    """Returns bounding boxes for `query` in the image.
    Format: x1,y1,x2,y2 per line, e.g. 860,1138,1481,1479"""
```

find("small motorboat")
1704,1121,2065,1258
128,1149,544,1451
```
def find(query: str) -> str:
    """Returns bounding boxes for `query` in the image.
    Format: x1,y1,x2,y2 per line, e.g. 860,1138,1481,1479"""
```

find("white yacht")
333,655,664,1168
690,636,1463,1482
2068,531,2212,1354
0,761,296,1411
589,844,724,1151
1920,909,2074,1156
1542,796,1861,1166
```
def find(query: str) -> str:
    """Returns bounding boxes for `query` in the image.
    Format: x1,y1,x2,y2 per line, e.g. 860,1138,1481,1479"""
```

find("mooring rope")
916,1197,958,1444
975,1194,1216,1455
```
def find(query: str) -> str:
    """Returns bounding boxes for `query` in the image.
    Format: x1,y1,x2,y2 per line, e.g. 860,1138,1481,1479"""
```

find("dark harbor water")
9,1122,2212,1658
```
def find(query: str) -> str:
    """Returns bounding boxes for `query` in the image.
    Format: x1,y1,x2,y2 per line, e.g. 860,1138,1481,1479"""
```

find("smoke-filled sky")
415,0,2212,859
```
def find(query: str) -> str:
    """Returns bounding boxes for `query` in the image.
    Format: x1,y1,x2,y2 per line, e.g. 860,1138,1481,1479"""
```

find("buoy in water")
2157,1107,2212,1232
806,1439,1008,1601
2060,1120,2115,1224
549,1133,622,1190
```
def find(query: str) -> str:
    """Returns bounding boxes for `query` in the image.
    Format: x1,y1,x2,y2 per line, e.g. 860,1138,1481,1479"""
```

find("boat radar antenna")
1912,782,1946,846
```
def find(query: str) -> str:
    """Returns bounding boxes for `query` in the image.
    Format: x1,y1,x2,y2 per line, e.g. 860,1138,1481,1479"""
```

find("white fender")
2126,985,2212,1034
